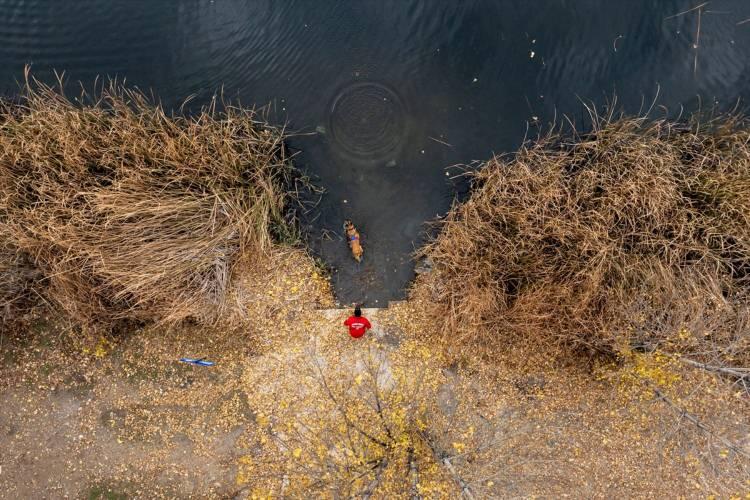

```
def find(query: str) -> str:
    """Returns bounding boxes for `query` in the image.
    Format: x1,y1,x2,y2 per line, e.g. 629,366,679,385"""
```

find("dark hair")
354,306,362,317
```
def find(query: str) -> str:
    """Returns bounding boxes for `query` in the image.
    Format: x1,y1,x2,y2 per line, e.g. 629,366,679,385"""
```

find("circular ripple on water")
329,81,406,159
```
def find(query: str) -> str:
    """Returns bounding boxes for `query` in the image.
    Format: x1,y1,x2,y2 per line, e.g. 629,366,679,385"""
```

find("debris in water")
613,35,624,52
429,136,453,148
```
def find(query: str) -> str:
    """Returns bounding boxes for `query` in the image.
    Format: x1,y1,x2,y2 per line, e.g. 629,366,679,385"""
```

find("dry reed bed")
416,115,750,364
0,75,295,327
0,238,40,323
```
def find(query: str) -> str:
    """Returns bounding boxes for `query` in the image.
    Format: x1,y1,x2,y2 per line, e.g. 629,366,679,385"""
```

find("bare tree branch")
310,352,390,448
360,459,388,499
653,388,750,460
419,430,476,499
679,357,750,379
442,457,476,500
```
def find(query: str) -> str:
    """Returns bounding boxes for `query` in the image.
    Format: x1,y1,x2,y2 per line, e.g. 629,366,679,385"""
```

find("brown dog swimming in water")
343,219,363,262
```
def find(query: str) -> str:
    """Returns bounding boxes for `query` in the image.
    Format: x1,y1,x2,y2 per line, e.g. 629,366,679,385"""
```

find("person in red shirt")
343,306,371,338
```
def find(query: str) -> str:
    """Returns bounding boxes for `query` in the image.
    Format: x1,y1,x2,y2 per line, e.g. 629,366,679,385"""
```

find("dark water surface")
2,1,750,305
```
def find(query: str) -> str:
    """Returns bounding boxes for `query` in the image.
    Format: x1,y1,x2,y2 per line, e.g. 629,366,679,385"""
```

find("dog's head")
343,219,354,231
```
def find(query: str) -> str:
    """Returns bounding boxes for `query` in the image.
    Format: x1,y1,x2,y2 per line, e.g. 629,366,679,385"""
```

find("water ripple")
329,81,406,159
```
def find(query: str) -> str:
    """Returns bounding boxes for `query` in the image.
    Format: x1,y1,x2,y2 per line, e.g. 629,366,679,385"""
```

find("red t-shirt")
344,316,371,338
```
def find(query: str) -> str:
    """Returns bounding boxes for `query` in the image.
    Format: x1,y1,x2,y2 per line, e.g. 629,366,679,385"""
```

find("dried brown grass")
0,71,296,327
0,236,41,324
416,114,750,365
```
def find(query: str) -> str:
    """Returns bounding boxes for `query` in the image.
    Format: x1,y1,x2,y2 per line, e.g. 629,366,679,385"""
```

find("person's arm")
344,317,350,326
364,318,372,329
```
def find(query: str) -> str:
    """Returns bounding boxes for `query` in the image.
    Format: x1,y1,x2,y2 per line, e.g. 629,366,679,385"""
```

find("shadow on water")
2,0,750,304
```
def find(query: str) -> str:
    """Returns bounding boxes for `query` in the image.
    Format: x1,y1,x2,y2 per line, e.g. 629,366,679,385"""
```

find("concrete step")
316,300,405,317
317,307,386,321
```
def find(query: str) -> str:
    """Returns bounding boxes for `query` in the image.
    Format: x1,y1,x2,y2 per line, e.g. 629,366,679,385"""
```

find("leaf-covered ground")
1,249,748,498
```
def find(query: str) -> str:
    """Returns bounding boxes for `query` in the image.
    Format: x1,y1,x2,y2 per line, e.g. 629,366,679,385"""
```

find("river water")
2,0,750,306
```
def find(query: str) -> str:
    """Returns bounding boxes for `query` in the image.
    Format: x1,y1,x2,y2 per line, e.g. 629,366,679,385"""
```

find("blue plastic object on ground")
179,357,215,367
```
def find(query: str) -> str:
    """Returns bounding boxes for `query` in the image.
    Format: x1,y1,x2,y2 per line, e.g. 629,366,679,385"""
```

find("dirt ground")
1,250,749,498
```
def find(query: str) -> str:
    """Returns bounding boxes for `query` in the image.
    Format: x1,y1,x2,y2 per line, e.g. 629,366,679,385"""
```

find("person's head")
354,306,362,317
